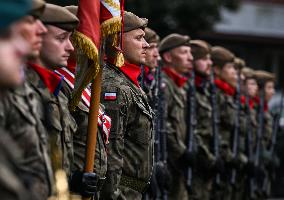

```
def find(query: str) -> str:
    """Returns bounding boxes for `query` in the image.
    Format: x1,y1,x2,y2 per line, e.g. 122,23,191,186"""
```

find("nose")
36,19,47,34
153,47,159,57
188,51,194,61
66,39,74,52
142,38,150,49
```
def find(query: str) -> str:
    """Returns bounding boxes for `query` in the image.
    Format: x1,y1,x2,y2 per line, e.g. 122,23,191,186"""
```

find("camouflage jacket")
100,63,154,198
0,130,32,200
216,86,247,163
60,80,108,180
26,67,77,178
161,71,187,170
194,80,216,173
0,83,53,199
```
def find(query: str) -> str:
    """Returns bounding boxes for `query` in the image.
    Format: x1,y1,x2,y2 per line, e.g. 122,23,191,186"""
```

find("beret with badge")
40,3,79,32
234,57,246,71
29,0,46,18
242,67,256,80
65,5,78,16
254,70,275,86
190,39,211,60
211,46,235,68
144,27,160,44
124,11,148,33
159,33,191,54
0,0,32,30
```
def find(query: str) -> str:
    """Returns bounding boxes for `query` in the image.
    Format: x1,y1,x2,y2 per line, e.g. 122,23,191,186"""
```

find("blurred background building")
201,0,284,88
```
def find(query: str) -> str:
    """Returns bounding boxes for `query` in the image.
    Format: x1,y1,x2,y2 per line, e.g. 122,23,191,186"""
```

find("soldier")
0,1,55,199
158,33,194,200
189,39,220,200
211,46,237,200
254,70,278,198
53,5,110,199
24,4,98,198
100,11,153,200
0,1,33,199
142,27,160,105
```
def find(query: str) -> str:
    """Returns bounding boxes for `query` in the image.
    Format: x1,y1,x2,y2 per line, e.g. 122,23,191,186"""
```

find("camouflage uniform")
0,128,33,200
161,70,189,200
60,76,108,192
25,66,77,178
0,83,53,199
190,77,215,200
100,63,154,200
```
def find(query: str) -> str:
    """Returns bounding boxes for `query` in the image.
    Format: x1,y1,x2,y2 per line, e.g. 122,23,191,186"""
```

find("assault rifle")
231,70,241,186
185,70,197,191
209,67,221,186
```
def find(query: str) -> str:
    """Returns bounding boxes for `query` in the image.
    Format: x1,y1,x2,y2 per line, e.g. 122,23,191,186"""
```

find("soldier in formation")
0,1,281,200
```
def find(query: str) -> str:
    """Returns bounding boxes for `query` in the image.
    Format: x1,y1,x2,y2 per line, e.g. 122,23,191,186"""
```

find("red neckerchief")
215,79,236,96
67,58,76,73
144,65,150,75
195,74,207,88
253,96,268,112
28,62,63,96
162,67,188,88
240,95,255,109
119,62,141,87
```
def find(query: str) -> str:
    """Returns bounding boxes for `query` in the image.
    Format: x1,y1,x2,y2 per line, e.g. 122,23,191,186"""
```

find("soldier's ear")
213,66,221,77
162,52,172,63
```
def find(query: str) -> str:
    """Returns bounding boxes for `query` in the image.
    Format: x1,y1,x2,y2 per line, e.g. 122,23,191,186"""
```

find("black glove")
179,150,197,168
70,171,98,198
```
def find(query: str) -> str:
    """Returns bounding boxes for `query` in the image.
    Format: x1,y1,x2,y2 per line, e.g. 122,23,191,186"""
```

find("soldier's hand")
70,171,98,198
179,150,197,168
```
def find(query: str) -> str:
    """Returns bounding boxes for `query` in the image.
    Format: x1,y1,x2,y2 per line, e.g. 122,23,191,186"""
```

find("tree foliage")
126,0,240,38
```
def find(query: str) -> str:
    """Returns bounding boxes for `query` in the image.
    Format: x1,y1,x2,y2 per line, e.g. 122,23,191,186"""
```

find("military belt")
120,175,149,193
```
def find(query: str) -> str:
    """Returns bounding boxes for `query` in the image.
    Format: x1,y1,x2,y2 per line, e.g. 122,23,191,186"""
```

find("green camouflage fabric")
0,83,53,199
25,67,77,178
0,130,31,200
100,63,154,200
60,80,108,186
161,71,188,200
190,80,216,200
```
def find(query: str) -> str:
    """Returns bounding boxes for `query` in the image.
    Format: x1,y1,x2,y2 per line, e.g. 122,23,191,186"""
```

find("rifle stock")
209,67,221,186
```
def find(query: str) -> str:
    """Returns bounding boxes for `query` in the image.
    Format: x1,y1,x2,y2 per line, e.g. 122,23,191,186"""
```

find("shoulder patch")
104,92,117,101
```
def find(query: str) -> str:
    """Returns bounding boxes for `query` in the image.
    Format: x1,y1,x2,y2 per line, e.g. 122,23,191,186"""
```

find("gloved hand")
179,150,197,168
70,171,98,198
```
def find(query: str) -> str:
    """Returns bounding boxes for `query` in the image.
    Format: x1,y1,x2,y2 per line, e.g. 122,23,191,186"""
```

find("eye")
56,35,68,42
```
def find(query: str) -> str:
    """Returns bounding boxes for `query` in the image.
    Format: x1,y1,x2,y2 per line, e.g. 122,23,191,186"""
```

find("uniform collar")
240,95,255,109
119,62,141,87
253,96,268,112
215,78,236,96
162,67,188,88
27,62,63,96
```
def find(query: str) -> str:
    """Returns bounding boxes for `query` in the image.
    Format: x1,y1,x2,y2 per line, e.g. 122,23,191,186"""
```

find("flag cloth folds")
70,0,123,109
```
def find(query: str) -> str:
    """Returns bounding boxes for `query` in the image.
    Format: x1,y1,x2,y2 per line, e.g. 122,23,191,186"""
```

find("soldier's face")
14,16,47,58
40,25,74,69
145,42,159,69
123,28,149,65
0,28,30,87
218,62,238,87
194,54,212,77
166,45,193,75
246,78,258,98
264,81,275,102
